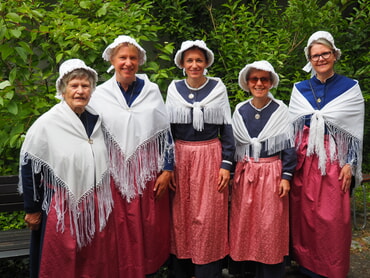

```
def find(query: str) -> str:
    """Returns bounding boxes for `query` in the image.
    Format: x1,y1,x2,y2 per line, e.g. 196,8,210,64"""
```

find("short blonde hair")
109,42,143,63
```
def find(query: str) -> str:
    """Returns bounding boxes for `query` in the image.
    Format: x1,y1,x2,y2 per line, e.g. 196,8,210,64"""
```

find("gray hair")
305,38,341,61
58,69,97,95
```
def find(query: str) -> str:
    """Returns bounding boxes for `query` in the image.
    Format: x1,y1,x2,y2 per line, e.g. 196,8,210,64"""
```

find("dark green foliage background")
0,1,368,274
0,0,369,174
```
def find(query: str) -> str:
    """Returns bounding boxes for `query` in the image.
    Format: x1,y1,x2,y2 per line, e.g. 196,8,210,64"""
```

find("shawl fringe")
233,98,294,162
104,127,173,201
292,117,363,184
166,78,232,132
20,153,113,249
168,105,230,131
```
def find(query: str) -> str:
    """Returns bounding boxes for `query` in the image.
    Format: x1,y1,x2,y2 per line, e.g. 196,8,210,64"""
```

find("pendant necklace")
188,91,194,100
308,80,324,109
185,77,208,101
251,98,271,120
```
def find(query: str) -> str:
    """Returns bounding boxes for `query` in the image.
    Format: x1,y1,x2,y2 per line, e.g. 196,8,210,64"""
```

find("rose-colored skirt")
290,126,351,278
39,179,169,278
170,139,229,265
229,156,289,264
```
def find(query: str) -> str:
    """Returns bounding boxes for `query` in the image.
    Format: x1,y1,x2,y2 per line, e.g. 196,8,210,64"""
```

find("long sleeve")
219,124,235,171
281,147,297,180
21,160,43,213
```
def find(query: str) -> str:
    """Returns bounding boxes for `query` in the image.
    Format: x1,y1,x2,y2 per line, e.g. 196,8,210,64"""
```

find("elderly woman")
89,35,174,277
229,61,296,278
20,59,117,277
166,40,235,278
289,31,364,278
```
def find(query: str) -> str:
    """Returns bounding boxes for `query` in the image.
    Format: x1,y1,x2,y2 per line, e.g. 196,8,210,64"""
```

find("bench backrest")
0,175,23,212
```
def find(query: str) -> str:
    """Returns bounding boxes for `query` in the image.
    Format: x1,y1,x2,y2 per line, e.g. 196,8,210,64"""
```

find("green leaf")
0,81,11,90
9,68,17,84
9,134,20,148
6,13,21,23
79,1,91,9
7,101,18,115
56,53,64,63
17,41,33,54
9,29,22,38
0,44,13,60
15,47,28,62
4,91,14,100
96,4,109,17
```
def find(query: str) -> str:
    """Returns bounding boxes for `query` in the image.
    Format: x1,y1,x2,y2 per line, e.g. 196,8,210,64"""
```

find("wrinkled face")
181,48,207,80
247,69,272,98
63,77,92,114
111,44,139,85
309,43,336,77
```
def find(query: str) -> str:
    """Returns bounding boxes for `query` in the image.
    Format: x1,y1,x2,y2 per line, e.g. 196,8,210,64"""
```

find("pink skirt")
170,139,229,264
290,126,351,278
229,156,289,264
40,179,169,278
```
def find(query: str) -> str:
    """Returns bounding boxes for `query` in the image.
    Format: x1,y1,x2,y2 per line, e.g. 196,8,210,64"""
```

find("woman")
229,60,296,278
166,40,235,278
89,35,174,277
289,31,364,278
20,59,117,277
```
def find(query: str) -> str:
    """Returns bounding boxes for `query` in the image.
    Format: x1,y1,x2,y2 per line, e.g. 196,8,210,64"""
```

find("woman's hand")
24,212,42,231
168,171,177,192
339,164,352,193
217,168,230,193
154,170,172,199
279,179,290,198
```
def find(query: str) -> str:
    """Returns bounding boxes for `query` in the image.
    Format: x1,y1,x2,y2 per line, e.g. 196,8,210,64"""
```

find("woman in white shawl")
229,60,296,278
166,40,235,278
289,31,364,278
89,35,174,278
20,59,116,277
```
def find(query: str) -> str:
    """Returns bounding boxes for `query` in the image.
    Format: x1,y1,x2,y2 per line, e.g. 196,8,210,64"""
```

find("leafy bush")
0,0,173,174
0,211,26,231
0,0,369,174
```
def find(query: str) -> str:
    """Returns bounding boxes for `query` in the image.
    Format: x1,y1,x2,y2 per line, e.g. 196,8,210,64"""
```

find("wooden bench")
0,175,30,259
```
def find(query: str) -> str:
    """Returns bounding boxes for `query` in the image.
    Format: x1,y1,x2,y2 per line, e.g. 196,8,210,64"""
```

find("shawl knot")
192,102,204,131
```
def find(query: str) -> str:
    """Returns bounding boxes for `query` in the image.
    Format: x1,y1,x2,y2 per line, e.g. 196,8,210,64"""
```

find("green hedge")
0,0,369,174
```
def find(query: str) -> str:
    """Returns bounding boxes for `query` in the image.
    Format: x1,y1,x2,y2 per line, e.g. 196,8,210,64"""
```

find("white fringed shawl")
232,98,294,162
289,81,364,185
19,101,112,249
89,74,172,201
166,77,232,131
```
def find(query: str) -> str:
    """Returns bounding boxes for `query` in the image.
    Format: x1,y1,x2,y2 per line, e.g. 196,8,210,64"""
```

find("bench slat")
0,175,30,258
0,229,30,259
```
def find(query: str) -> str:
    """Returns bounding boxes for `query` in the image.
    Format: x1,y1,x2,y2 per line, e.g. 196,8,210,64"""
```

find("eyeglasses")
309,51,332,62
247,77,271,84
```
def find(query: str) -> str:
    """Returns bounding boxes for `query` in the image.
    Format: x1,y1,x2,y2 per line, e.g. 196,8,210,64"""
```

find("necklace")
251,98,271,120
188,91,194,100
308,80,324,109
185,78,209,101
